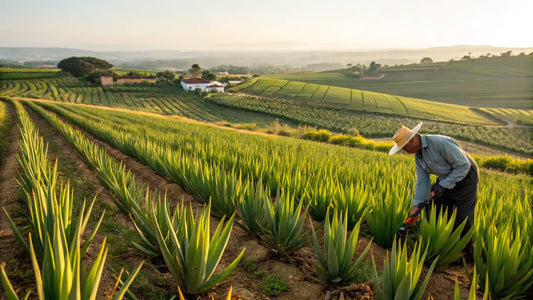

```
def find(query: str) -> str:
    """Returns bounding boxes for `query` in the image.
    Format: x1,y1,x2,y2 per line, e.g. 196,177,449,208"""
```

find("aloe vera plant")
311,208,372,285
262,188,308,255
419,204,474,268
152,201,245,295
470,223,533,300
372,239,437,300
236,179,268,236
334,182,371,229
366,189,411,249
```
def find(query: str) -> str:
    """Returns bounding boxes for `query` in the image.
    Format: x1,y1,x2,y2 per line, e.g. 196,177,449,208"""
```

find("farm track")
0,102,33,296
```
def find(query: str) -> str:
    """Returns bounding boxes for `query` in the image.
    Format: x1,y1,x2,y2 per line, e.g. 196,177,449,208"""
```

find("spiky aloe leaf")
419,204,474,268
262,188,308,255
373,239,437,300
311,208,372,285
153,201,244,295
111,261,145,300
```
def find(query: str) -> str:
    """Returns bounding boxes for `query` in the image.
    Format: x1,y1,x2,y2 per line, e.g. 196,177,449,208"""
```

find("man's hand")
431,182,446,200
410,206,419,216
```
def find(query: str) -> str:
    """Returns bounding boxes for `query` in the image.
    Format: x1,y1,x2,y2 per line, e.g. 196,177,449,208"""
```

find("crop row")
0,99,140,299
209,94,533,156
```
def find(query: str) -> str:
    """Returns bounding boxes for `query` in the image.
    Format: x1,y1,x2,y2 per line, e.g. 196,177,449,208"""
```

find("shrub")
302,131,318,140
315,129,332,141
348,127,359,136
303,129,332,142
346,136,366,147
482,155,514,171
330,134,350,145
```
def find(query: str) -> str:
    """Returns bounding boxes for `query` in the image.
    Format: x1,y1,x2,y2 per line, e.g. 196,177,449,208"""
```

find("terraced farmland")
232,78,500,126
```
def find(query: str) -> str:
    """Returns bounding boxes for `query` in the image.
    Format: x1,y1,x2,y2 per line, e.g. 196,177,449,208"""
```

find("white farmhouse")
181,78,225,93
181,78,211,92
206,81,224,93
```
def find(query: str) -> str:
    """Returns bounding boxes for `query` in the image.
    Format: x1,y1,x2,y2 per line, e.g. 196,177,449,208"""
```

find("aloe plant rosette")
419,204,474,268
153,201,245,295
311,208,372,285
372,239,437,300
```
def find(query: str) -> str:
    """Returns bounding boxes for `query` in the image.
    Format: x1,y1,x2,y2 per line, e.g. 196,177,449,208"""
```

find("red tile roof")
182,78,211,84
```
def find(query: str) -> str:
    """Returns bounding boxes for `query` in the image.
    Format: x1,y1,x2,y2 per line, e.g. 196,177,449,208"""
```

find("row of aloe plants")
0,99,141,299
23,100,245,296
31,100,533,299
24,100,443,297
35,101,415,248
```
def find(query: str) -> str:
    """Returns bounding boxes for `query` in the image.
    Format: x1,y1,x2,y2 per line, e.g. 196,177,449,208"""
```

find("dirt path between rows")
21,101,476,299
0,102,32,296
0,102,20,238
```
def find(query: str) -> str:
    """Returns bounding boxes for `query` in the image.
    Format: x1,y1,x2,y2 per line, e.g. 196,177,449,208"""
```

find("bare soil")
0,102,35,297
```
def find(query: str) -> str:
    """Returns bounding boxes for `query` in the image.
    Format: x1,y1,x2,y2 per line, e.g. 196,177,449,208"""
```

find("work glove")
431,182,446,200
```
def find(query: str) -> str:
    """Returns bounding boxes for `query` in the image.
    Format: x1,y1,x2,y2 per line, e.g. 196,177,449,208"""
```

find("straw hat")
388,122,423,155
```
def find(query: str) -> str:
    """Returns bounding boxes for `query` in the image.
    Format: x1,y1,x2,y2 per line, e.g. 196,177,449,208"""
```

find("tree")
420,57,433,64
189,64,201,77
156,70,176,81
365,61,381,76
57,56,113,77
201,70,216,81
126,71,143,78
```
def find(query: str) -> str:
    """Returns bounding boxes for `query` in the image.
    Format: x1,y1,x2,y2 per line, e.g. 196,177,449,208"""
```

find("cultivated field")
262,55,533,109
0,97,531,299
210,94,533,156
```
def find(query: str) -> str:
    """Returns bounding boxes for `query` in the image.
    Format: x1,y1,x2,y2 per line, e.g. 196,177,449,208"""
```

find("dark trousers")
431,155,479,256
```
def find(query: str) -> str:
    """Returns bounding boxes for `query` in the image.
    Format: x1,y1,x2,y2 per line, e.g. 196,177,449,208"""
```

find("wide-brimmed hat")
388,122,423,155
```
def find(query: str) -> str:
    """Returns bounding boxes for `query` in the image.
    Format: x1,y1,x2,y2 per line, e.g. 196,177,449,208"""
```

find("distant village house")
181,78,224,93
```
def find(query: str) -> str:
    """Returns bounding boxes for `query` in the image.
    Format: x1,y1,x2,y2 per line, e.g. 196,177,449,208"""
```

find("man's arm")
437,138,471,189
413,157,431,208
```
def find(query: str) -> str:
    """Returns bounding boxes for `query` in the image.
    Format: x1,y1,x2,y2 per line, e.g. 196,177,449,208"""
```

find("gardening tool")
397,193,434,240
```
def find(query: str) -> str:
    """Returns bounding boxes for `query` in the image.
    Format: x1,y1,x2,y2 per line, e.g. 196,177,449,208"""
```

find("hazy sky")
1,0,532,51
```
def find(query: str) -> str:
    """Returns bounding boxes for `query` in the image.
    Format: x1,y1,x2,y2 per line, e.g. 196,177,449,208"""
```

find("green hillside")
231,78,505,126
1,68,531,156
263,55,533,109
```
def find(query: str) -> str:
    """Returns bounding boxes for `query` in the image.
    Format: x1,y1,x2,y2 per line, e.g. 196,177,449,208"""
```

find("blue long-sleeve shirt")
413,135,471,207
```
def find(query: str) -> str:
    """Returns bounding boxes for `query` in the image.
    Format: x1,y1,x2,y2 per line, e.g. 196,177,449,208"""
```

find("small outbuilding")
206,81,225,93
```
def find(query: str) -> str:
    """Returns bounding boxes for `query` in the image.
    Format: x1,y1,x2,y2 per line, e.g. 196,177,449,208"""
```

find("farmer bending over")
389,122,478,261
